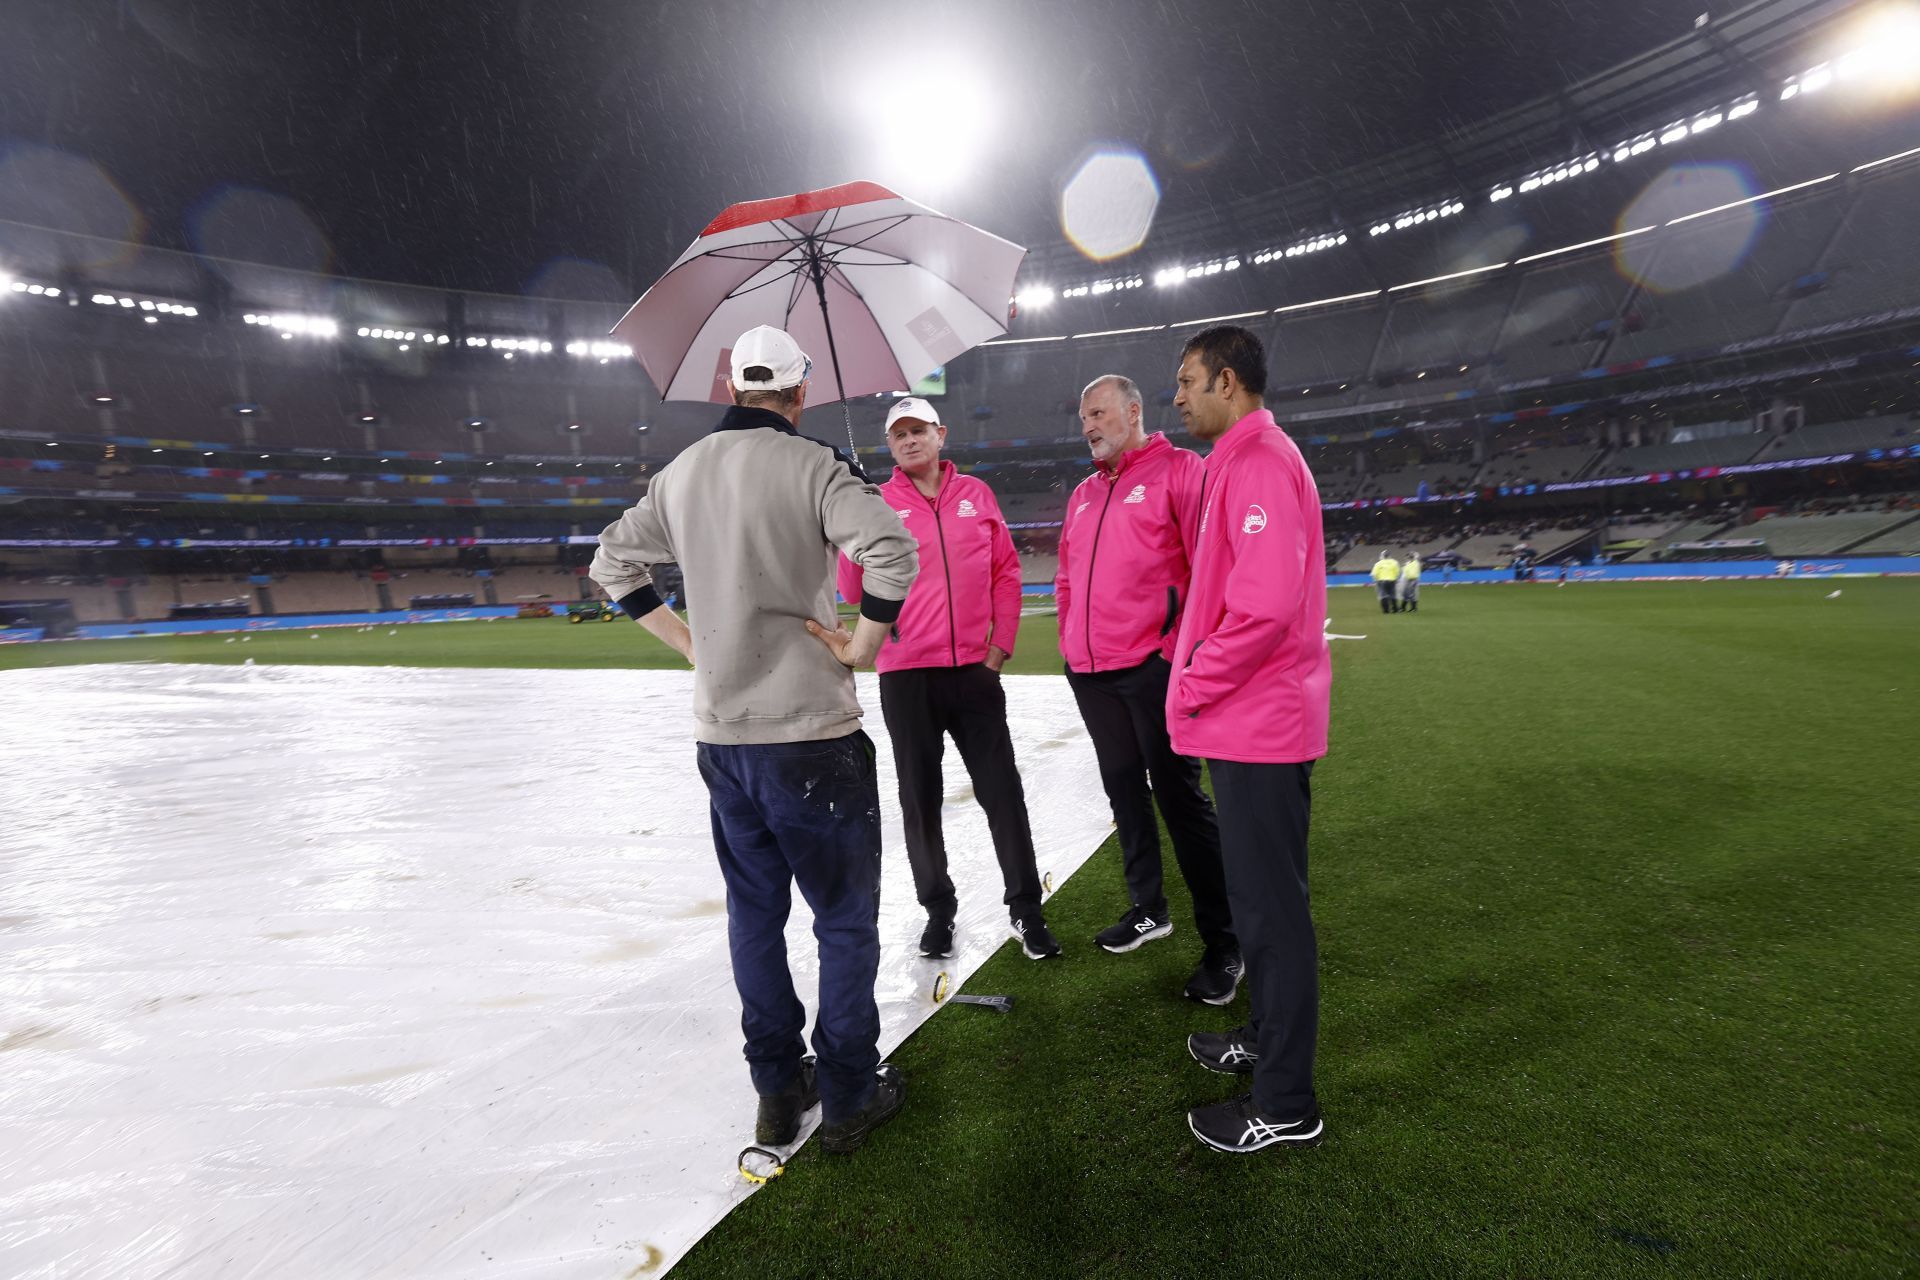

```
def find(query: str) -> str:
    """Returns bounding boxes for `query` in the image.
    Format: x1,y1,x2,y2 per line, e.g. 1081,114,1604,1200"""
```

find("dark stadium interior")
3,0,1918,623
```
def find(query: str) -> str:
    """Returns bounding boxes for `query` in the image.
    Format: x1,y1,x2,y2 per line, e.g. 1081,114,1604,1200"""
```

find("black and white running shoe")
1187,1024,1259,1075
754,1055,819,1146
918,915,955,959
1188,1093,1323,1153
1012,914,1062,960
1094,905,1174,953
1183,946,1245,1005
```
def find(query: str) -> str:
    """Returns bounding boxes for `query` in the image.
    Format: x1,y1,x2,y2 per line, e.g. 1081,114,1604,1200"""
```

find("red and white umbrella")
611,181,1026,449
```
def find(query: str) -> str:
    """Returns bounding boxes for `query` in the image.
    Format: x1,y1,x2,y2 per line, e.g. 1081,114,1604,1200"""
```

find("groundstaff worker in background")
1399,551,1421,612
1168,324,1332,1154
835,397,1060,963
1057,374,1240,1003
592,325,918,1156
1371,551,1400,614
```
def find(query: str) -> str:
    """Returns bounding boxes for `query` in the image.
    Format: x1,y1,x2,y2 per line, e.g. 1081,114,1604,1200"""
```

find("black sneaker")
819,1064,906,1154
1095,905,1174,954
754,1055,818,1146
1188,1093,1323,1153
1012,913,1062,960
1187,1024,1259,1075
918,915,955,959
1183,946,1245,1005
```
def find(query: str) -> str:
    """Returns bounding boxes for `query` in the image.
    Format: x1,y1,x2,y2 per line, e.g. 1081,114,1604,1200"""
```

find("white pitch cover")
0,663,1111,1278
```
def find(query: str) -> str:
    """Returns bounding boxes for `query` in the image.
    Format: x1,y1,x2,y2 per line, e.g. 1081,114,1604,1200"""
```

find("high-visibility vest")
1403,558,1421,581
1372,558,1400,582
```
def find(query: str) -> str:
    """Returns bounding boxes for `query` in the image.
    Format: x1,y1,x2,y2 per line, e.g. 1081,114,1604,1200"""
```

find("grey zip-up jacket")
590,405,918,745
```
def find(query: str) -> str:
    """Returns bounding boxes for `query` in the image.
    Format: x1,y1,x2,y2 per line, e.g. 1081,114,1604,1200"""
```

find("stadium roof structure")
1022,0,1863,278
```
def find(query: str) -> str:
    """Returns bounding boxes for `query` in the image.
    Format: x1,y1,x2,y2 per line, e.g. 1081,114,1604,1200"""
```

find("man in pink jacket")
1167,325,1332,1155
1057,374,1240,1005
838,398,1060,963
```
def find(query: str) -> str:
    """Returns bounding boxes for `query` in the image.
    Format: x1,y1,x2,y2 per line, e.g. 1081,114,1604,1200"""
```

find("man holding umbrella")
834,397,1061,963
592,324,918,1156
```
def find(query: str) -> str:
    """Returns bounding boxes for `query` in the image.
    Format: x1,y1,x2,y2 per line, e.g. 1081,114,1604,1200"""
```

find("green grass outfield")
7,581,1917,1275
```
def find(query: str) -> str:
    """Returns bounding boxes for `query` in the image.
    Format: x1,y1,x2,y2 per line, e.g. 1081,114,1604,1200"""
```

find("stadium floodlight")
1013,286,1056,308
1660,123,1690,144
246,312,337,338
1153,267,1186,287
1692,111,1723,132
1800,63,1832,94
1729,98,1760,119
1781,81,1800,100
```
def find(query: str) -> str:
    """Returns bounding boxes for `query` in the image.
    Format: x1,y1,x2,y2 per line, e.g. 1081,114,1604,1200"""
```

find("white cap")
884,396,942,431
730,325,811,391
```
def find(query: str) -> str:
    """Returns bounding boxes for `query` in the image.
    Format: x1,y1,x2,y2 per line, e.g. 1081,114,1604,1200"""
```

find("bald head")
1079,374,1147,465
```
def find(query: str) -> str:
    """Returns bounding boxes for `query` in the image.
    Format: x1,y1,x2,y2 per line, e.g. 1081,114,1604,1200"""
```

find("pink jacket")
1055,433,1206,674
1167,410,1331,764
838,462,1022,673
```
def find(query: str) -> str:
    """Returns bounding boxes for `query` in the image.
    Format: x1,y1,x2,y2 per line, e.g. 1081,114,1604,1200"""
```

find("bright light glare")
1061,150,1160,261
863,68,994,195
1831,7,1920,89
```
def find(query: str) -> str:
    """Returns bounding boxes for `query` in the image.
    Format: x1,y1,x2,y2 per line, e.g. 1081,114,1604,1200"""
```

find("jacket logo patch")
894,509,914,520
1075,501,1090,516
1123,484,1147,504
956,499,978,517
1242,504,1268,534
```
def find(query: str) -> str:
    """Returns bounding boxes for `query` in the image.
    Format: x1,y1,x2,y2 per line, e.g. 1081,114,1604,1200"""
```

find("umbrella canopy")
612,181,1026,409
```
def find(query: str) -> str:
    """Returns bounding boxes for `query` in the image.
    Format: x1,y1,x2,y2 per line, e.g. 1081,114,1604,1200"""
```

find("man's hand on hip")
806,614,889,668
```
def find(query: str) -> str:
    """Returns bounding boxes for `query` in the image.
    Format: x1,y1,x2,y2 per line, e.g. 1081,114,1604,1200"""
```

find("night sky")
0,0,1712,298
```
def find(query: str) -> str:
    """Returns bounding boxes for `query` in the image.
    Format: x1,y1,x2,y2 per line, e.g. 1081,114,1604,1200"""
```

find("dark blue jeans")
696,730,883,1124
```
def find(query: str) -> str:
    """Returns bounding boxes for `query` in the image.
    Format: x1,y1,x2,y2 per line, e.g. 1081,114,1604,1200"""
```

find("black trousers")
1067,654,1235,950
879,664,1044,920
1208,759,1317,1118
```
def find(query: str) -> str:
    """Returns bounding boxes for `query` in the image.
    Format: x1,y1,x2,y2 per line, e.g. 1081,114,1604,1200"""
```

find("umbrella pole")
805,256,858,460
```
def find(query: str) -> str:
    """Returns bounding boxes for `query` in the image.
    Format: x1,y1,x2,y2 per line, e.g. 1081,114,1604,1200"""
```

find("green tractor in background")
567,601,619,624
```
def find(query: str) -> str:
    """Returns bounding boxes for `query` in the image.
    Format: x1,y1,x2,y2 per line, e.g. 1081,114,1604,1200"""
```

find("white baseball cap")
884,396,942,431
730,325,812,391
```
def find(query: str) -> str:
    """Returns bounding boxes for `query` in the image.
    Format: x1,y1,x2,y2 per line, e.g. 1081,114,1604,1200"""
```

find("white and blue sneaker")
1188,1093,1324,1153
